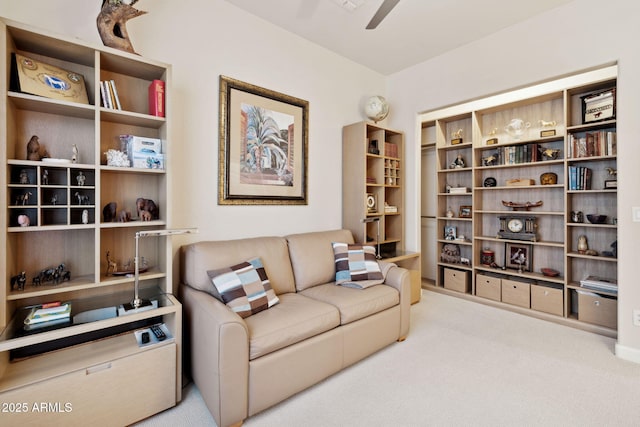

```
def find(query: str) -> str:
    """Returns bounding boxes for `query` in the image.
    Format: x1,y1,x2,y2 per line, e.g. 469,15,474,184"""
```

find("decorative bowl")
541,268,560,277
586,214,607,224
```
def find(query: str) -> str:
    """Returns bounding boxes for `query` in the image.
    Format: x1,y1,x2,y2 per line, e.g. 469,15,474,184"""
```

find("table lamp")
121,228,198,313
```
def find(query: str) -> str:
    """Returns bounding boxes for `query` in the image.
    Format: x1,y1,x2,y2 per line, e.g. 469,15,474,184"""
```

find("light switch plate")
634,207,640,222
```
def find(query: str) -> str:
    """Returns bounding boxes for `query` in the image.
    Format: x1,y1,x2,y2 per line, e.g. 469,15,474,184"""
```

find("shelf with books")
1,18,180,421
419,65,618,335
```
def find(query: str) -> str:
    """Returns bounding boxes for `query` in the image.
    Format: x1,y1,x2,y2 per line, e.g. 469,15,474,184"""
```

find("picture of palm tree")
240,104,294,186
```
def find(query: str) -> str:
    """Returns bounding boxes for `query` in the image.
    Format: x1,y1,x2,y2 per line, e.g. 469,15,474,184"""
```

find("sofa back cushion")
286,229,354,291
182,236,296,295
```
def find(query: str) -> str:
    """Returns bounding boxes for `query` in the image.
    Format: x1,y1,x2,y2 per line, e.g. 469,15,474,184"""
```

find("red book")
148,79,165,117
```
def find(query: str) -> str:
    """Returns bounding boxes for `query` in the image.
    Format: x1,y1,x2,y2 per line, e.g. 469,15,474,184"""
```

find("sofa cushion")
332,242,384,287
286,229,354,291
207,257,279,318
300,283,399,325
244,293,340,360
181,236,296,296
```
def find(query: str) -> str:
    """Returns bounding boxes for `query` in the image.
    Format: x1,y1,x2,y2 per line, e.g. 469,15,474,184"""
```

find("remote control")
141,331,150,344
150,324,167,341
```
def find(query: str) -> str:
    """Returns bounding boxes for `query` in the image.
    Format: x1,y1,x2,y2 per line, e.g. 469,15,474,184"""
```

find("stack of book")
567,166,592,190
24,302,71,331
579,275,617,295
100,79,122,110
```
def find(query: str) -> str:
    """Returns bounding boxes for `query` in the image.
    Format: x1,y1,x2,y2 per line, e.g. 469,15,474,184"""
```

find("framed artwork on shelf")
444,225,457,241
218,75,309,205
459,205,472,218
505,242,532,271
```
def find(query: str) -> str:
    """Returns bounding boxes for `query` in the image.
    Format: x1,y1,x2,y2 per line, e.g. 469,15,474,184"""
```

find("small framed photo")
444,225,457,241
459,205,472,218
505,242,532,271
604,180,617,189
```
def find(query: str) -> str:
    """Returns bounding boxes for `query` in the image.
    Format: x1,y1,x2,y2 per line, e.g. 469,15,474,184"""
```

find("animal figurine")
72,144,79,163
538,119,557,127
539,147,561,160
19,169,29,184
75,192,90,205
11,271,27,291
140,210,152,221
606,167,617,177
118,210,131,222
16,192,32,206
136,197,159,220
97,0,147,54
106,251,117,275
103,202,117,222
42,169,49,185
27,135,44,160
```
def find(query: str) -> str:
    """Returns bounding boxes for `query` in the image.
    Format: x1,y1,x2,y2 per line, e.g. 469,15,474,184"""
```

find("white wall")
0,0,386,241
387,0,640,359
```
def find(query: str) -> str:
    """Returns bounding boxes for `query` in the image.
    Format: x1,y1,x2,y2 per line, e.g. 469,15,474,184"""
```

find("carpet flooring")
136,290,640,426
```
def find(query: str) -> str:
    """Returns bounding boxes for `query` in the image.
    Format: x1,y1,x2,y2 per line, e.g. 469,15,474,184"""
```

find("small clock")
483,177,497,187
366,193,377,212
497,216,537,241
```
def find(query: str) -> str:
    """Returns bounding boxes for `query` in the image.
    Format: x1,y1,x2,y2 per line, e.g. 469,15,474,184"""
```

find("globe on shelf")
364,95,389,123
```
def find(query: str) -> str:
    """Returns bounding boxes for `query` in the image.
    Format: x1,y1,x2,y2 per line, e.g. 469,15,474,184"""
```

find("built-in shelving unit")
0,18,180,425
420,65,618,336
342,121,421,303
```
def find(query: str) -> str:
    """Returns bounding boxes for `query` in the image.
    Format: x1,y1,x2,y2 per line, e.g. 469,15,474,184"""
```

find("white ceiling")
224,0,573,75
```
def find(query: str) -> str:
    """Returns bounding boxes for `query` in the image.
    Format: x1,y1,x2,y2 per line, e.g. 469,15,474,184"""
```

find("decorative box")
581,88,616,124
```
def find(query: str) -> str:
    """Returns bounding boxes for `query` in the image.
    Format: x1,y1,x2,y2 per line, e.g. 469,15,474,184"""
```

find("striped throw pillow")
332,242,383,287
207,257,279,318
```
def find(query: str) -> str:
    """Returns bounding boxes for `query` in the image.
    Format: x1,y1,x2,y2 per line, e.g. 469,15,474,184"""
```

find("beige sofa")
179,229,411,427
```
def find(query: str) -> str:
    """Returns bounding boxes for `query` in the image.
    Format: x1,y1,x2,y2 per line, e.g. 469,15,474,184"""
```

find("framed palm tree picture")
219,76,308,204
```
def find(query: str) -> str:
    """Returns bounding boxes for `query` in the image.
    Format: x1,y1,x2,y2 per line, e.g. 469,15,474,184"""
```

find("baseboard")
615,342,640,364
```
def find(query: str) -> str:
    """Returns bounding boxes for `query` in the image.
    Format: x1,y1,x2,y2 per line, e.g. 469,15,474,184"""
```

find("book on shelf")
100,80,122,110
148,79,165,117
568,131,616,158
24,302,71,325
568,166,591,190
579,275,617,294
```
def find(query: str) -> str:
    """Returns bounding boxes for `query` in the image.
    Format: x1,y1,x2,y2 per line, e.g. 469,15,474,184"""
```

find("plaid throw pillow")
332,242,384,287
207,257,279,318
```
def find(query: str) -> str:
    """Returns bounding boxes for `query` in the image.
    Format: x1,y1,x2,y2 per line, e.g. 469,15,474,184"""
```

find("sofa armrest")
180,284,249,427
382,266,411,339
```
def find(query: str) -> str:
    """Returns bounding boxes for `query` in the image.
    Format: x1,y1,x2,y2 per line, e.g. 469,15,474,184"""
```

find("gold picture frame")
218,76,308,205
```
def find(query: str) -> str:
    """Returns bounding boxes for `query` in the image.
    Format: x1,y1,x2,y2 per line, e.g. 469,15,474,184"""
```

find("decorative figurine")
577,235,588,254
76,171,86,186
97,0,147,54
42,169,49,185
571,211,584,223
539,147,561,160
50,194,58,205
17,214,30,227
449,154,465,169
19,169,29,184
26,135,48,161
72,144,79,163
118,210,131,222
136,197,159,220
446,206,454,218
10,271,27,291
16,191,32,206
103,202,117,222
82,209,89,224
450,129,463,145
75,192,91,205
106,251,118,276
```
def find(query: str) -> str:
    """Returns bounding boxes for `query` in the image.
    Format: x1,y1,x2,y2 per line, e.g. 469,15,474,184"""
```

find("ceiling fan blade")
366,0,400,29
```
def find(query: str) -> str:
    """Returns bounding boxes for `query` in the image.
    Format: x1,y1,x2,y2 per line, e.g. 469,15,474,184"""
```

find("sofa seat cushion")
244,293,340,360
300,283,399,325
